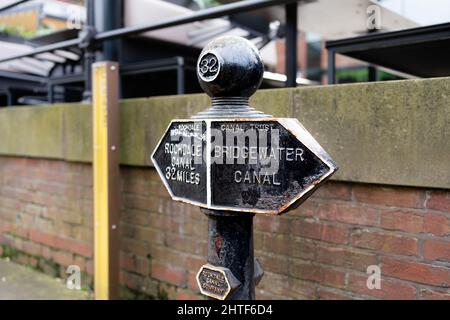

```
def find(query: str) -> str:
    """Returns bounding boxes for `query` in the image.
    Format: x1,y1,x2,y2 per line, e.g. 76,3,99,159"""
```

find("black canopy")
326,22,450,80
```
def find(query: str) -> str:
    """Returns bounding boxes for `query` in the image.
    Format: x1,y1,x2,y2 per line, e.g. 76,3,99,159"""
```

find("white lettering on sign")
234,170,281,185
164,143,202,157
165,167,200,185
162,122,205,186
212,146,304,163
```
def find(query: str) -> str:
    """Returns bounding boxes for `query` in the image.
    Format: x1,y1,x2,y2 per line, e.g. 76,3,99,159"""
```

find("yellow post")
92,61,120,300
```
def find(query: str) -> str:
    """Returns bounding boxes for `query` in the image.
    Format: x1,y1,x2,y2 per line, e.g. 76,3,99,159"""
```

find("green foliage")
120,287,155,300
79,271,93,291
337,68,403,83
193,0,220,9
1,245,18,259
157,287,169,300
0,23,55,39
378,70,402,81
337,68,368,83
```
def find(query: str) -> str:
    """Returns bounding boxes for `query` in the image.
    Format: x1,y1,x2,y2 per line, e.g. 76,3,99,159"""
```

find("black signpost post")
152,36,338,300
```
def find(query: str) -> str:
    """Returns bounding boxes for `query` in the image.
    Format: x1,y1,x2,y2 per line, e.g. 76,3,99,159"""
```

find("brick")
285,278,318,299
254,232,263,251
151,262,186,286
123,194,152,211
256,291,280,300
69,240,93,258
0,221,12,233
380,210,424,233
258,272,317,299
197,241,208,257
351,229,418,256
52,251,73,267
381,256,450,287
1,186,29,202
259,254,289,275
424,213,450,236
120,252,150,275
122,210,151,226
35,181,65,196
71,226,92,243
0,196,22,211
292,219,349,244
347,273,416,300
316,203,378,226
423,239,450,262
264,234,293,256
34,217,54,233
148,181,169,198
177,289,201,300
353,185,424,208
53,222,72,239
164,233,203,255
254,216,291,234
54,236,92,258
29,229,57,247
15,253,29,265
31,192,51,206
28,257,39,268
419,289,450,300
12,237,24,251
10,225,29,239
121,223,135,238
185,255,205,271
22,241,42,256
318,289,353,300
290,262,346,289
291,239,316,260
46,207,82,225
187,271,200,292
121,271,145,292
151,214,181,234
122,179,150,196
184,220,207,237
1,235,14,248
41,246,52,260
24,204,46,216
134,226,165,245
73,255,87,272
86,260,94,275
158,282,179,300
141,278,158,297
315,246,377,271
289,200,317,218
312,182,352,201
426,191,450,212
151,246,186,266
121,238,149,257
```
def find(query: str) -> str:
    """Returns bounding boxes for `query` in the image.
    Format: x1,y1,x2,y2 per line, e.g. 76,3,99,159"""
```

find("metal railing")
0,0,301,101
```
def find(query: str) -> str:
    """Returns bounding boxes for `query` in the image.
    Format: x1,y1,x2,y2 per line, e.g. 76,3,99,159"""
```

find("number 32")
199,57,218,74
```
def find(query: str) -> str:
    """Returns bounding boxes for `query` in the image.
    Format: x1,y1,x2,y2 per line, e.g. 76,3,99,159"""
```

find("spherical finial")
197,36,264,98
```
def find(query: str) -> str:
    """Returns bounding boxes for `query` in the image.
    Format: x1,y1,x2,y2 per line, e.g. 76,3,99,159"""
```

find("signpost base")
203,209,255,300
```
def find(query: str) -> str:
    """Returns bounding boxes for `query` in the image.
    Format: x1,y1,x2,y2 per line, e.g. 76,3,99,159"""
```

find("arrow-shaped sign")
151,118,337,215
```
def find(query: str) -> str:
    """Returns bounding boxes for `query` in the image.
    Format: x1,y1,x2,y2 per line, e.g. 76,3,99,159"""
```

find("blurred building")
0,0,448,106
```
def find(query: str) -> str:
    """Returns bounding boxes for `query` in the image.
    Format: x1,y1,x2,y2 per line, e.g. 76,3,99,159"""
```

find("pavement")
0,258,90,300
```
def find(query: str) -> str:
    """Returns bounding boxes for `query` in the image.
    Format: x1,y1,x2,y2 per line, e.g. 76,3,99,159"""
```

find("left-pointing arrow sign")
151,120,208,207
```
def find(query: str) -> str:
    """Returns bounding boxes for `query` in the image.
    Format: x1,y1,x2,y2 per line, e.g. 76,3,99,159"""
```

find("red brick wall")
0,157,449,300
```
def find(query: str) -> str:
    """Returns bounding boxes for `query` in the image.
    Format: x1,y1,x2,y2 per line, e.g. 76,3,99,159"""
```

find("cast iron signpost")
152,36,337,299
